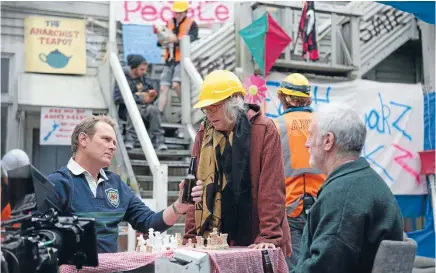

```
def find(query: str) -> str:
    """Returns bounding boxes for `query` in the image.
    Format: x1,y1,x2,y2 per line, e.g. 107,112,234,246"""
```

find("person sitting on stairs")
113,54,167,151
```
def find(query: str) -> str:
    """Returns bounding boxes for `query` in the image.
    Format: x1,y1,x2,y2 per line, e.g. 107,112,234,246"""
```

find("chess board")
136,228,230,253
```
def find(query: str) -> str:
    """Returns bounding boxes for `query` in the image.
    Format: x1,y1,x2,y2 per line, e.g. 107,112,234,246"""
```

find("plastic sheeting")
398,92,435,258
378,1,435,25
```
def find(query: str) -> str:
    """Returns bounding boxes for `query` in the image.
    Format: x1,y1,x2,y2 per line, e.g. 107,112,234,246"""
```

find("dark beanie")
127,54,147,69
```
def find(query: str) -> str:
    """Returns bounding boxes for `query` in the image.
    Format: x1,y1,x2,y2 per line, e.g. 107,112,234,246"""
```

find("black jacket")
113,66,156,105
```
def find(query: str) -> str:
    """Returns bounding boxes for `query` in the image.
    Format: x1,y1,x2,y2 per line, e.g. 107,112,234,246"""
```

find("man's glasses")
201,102,224,115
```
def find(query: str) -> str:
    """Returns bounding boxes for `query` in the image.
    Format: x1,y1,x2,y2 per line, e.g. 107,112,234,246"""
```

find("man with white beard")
291,103,403,273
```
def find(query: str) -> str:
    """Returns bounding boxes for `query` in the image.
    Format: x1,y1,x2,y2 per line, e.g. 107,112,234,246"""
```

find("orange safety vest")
274,110,326,218
164,17,194,62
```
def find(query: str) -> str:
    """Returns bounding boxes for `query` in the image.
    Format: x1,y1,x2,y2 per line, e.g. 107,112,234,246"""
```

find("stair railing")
108,52,169,212
180,35,204,142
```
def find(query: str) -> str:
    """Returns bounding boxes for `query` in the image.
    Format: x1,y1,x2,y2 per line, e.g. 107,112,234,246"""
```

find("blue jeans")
286,214,306,272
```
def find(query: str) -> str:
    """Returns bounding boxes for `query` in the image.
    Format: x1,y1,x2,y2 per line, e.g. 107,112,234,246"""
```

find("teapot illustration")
39,49,72,69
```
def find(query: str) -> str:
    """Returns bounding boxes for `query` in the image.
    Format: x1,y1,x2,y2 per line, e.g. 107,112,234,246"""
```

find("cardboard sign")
116,1,233,25
24,16,86,75
40,107,92,145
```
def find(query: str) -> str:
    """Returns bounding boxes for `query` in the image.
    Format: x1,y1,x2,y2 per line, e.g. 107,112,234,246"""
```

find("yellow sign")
24,16,86,75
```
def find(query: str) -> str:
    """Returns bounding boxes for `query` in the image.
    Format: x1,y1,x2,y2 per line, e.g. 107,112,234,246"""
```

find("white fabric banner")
115,1,234,25
264,72,426,195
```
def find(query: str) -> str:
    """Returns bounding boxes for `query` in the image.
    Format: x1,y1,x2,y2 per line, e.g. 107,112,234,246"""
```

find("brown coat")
184,105,292,257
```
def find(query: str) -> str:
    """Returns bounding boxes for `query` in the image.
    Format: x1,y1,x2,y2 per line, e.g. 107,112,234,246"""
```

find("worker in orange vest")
157,1,199,126
273,73,325,271
1,149,30,222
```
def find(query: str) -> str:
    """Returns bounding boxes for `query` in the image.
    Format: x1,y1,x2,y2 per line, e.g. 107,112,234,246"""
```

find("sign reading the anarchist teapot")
24,16,86,75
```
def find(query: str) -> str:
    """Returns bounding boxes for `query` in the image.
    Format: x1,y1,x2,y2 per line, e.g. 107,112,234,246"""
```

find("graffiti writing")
365,93,412,141
363,143,421,184
392,144,421,184
193,53,234,78
362,144,394,182
360,9,406,44
312,86,331,104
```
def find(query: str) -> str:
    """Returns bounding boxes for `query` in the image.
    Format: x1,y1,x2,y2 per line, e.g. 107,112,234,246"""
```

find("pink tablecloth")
59,248,288,273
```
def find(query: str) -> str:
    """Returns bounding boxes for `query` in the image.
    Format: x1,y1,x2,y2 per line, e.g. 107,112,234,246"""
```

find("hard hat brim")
171,8,188,12
278,87,311,98
194,98,227,109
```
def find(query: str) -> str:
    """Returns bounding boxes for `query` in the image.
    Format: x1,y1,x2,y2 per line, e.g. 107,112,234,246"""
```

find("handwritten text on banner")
40,107,92,146
115,1,233,25
264,72,425,195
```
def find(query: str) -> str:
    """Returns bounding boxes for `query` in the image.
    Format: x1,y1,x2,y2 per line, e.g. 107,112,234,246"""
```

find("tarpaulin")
401,92,435,258
378,1,435,25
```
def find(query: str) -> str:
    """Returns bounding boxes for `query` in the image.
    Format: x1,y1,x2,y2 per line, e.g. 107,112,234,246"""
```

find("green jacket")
292,157,403,273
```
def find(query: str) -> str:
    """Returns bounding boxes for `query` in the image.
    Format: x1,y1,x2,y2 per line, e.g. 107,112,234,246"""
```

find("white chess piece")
163,234,171,249
154,231,164,252
170,235,178,249
148,228,155,247
136,234,146,252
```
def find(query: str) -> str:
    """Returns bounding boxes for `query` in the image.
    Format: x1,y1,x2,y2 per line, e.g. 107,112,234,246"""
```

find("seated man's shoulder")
47,166,70,184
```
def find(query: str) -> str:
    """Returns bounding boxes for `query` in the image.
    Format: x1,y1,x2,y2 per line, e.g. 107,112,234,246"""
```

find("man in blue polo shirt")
47,115,203,253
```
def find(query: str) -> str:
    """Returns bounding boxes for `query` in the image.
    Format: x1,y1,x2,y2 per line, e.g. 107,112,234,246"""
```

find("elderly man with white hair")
291,104,404,273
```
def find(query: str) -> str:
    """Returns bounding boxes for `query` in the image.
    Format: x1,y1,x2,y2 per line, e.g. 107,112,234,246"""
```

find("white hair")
222,94,247,124
314,103,367,157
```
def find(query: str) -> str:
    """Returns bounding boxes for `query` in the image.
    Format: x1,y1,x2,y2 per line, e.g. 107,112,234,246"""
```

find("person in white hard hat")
1,149,30,221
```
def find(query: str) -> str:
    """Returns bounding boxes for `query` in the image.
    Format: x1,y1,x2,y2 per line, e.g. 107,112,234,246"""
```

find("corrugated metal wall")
1,1,110,76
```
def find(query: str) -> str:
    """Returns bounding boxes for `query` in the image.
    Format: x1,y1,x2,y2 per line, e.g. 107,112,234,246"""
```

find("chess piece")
210,233,219,249
195,236,204,249
154,231,163,252
136,234,146,252
148,228,155,247
176,233,183,247
212,228,218,235
220,233,229,249
187,238,194,248
163,234,171,249
146,244,153,253
170,235,178,249
206,237,213,249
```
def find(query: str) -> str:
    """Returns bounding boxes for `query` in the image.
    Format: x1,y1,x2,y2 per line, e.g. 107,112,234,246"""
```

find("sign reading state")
24,16,87,75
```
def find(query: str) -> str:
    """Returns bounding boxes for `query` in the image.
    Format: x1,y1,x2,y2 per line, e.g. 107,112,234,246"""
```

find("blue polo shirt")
48,166,171,253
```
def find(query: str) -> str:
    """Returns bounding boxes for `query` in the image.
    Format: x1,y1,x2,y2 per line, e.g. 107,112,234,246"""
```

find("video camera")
1,165,98,273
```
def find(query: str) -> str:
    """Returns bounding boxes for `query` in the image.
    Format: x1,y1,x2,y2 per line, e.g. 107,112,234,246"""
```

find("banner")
24,16,86,75
116,1,233,25
264,72,426,195
40,107,92,145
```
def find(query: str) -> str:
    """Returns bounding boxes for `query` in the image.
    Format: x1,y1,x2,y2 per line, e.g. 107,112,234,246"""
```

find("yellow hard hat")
171,1,189,12
194,70,246,109
277,73,311,98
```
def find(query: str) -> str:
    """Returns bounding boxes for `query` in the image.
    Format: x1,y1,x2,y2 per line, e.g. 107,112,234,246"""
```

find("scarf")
195,109,253,245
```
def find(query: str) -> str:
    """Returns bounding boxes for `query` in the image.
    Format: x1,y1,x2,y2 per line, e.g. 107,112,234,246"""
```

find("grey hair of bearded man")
314,103,367,158
222,93,247,125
